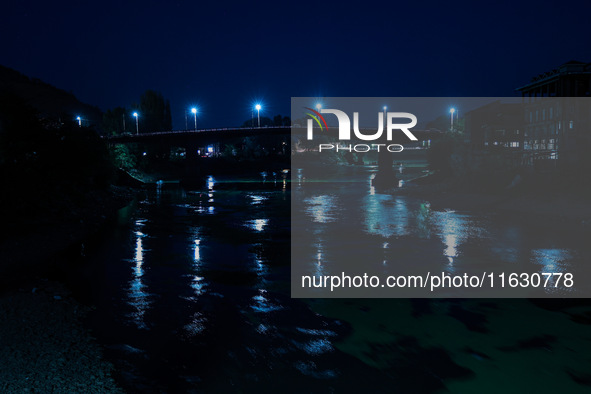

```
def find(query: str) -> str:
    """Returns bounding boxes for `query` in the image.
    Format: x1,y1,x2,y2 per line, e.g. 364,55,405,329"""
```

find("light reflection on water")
128,227,151,329
304,195,339,223
251,243,268,277
531,249,575,295
245,218,268,232
89,170,591,390
251,289,284,313
190,275,206,296
532,248,572,272
292,167,587,295
248,193,268,205
363,194,410,238
431,210,476,267
194,239,201,263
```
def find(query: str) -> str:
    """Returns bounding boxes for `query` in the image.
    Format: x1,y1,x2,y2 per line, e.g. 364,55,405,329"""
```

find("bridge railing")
105,125,293,139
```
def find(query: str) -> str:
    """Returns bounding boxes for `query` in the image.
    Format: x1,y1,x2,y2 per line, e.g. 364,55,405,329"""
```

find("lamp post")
76,116,81,127
450,108,456,130
383,106,387,123
133,112,139,134
191,107,197,130
255,104,261,127
316,103,322,112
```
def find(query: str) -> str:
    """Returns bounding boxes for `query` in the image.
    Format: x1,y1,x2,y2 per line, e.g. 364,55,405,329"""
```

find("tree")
135,90,173,133
111,144,136,169
241,115,289,128
274,114,283,126
426,114,465,134
103,107,127,135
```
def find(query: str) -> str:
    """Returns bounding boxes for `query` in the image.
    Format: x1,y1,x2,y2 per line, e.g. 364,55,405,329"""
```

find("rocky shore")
0,185,136,393
0,279,124,393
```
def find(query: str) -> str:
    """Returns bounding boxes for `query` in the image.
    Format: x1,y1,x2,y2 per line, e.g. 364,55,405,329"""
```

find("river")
65,168,591,393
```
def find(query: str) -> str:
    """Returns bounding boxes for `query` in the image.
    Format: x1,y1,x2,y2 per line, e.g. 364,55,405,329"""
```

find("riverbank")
0,185,136,393
0,185,137,282
0,278,124,392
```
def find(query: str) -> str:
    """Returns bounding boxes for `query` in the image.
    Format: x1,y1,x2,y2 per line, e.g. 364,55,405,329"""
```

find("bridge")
106,125,441,147
106,126,442,188
106,126,291,145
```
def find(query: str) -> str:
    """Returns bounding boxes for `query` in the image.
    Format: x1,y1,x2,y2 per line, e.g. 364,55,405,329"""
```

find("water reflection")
248,193,267,205
443,233,458,264
251,289,283,313
363,194,410,238
531,248,575,294
416,203,431,239
194,239,201,264
251,243,268,277
304,195,338,223
82,172,591,391
183,311,206,337
314,242,327,277
295,338,334,356
190,275,206,296
432,210,485,270
531,248,572,273
246,218,268,232
128,227,151,329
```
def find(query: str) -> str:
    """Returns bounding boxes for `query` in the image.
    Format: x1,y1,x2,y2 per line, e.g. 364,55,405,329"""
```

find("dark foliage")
0,93,115,223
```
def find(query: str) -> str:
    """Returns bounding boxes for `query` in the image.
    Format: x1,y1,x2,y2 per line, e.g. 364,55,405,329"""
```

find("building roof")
515,60,591,92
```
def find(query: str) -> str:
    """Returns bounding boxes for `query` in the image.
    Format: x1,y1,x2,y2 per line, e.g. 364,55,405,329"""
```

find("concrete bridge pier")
182,145,203,188
371,146,398,190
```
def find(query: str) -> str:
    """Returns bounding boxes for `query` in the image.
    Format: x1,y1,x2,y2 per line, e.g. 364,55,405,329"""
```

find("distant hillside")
0,65,102,131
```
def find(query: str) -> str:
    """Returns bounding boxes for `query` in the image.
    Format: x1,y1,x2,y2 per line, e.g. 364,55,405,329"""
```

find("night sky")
1,0,590,128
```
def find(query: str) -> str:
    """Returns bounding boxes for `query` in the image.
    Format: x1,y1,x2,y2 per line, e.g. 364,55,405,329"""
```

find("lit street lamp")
255,104,261,127
316,103,322,112
450,107,456,129
191,107,198,130
383,106,387,121
76,116,81,127
133,112,139,134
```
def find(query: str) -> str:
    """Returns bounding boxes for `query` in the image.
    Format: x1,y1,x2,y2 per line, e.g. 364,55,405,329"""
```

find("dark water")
71,171,591,393
292,166,591,297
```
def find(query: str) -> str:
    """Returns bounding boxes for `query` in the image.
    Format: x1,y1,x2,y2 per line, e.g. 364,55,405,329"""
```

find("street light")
316,103,322,112
383,106,387,122
450,107,456,129
133,112,139,134
255,104,261,127
191,107,197,130
76,116,81,127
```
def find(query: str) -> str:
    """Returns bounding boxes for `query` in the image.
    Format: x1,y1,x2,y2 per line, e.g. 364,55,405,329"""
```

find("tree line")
103,90,172,135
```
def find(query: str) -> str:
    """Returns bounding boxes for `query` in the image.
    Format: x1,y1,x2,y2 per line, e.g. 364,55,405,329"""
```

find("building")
516,60,591,98
465,101,523,150
516,61,591,168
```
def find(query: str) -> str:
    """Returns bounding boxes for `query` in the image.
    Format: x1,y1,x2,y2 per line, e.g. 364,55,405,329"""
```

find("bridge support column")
182,145,202,188
372,148,398,190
